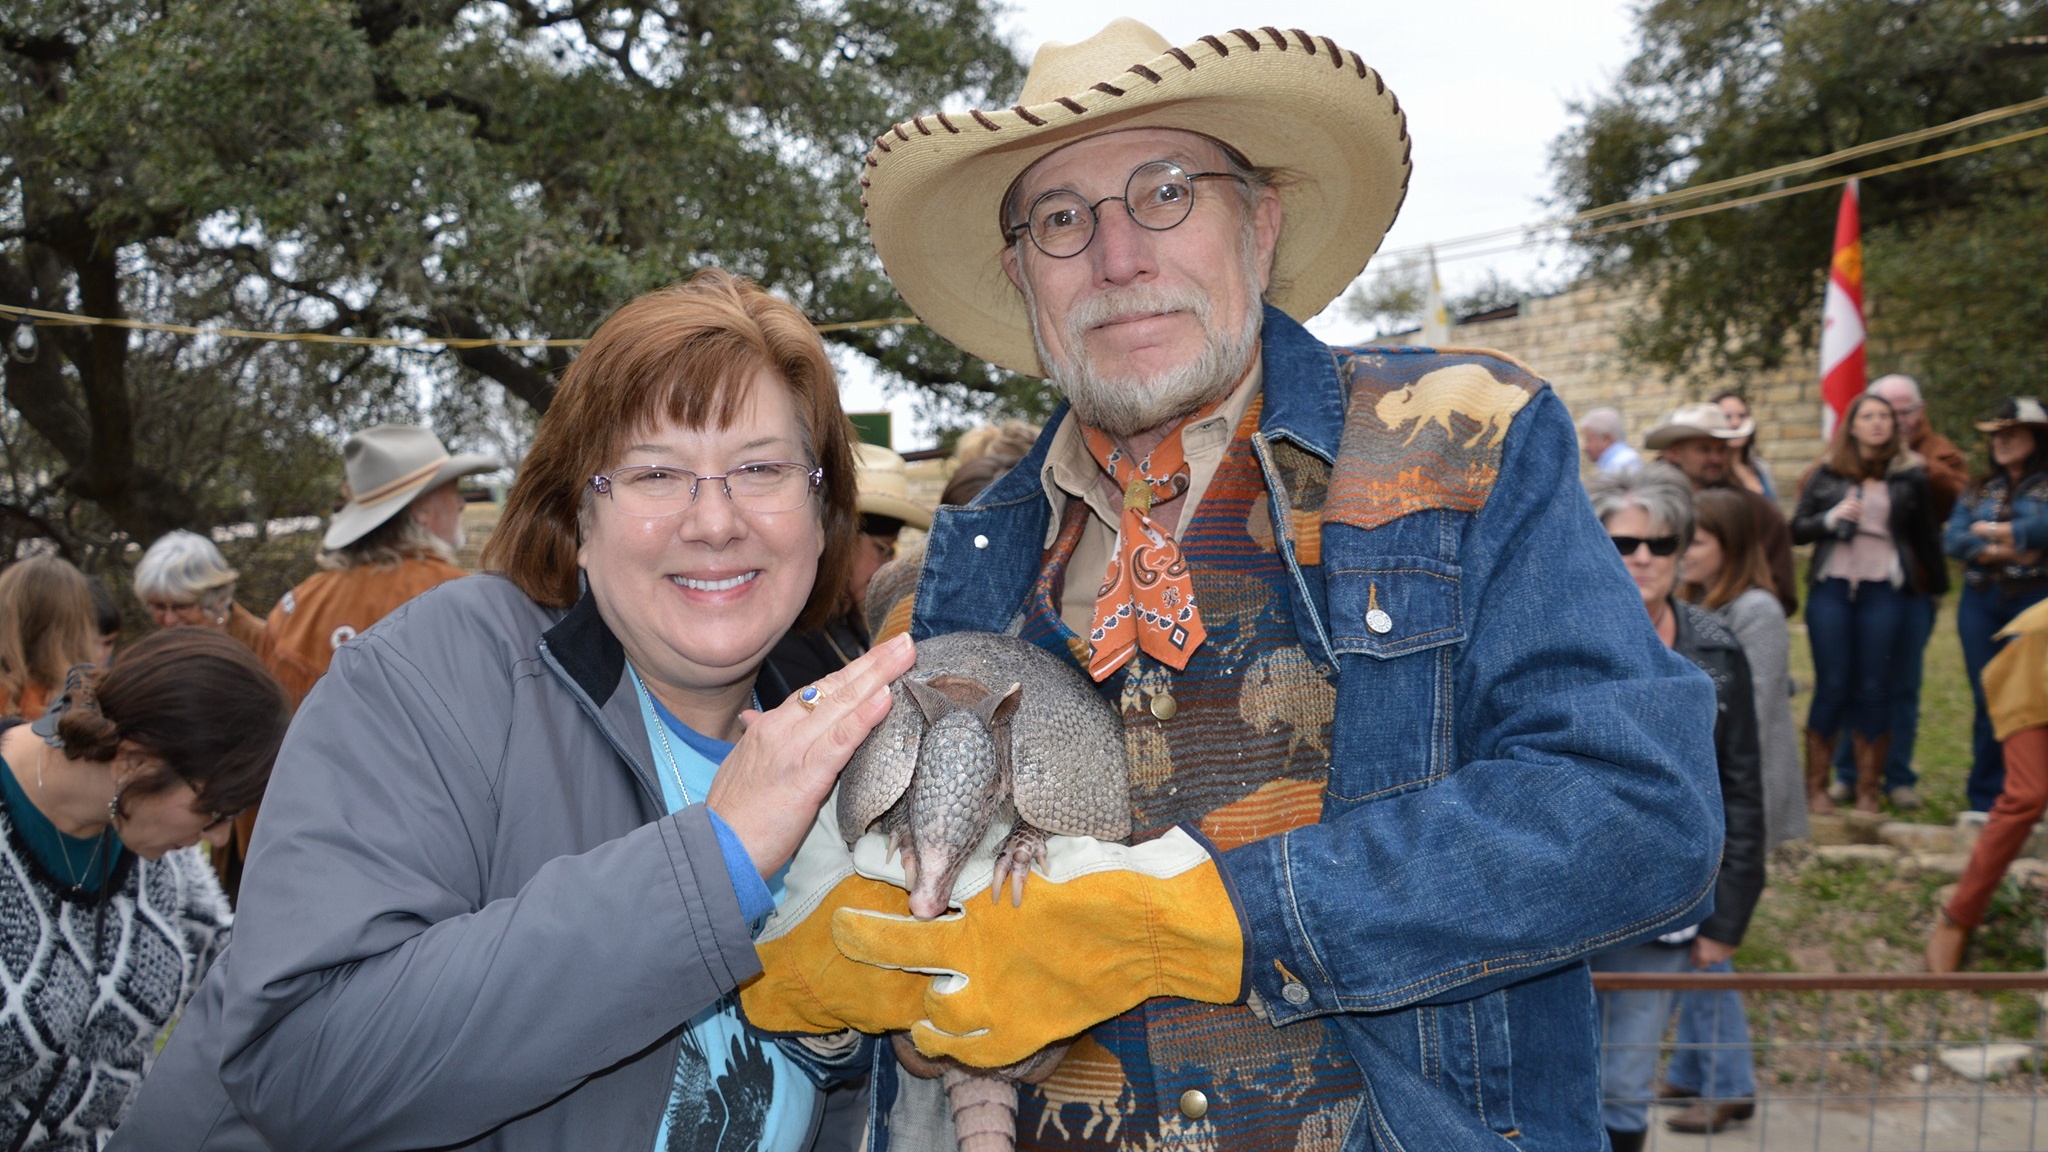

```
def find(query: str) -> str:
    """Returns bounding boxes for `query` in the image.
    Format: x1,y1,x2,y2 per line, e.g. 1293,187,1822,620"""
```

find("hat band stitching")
1056,96,1086,115
1261,26,1286,49
1230,28,1260,51
1014,104,1047,126
1200,34,1229,57
1093,81,1124,97
894,124,910,142
1165,47,1195,70
914,116,932,136
971,109,999,130
1128,63,1161,83
350,459,444,506
1291,28,1315,52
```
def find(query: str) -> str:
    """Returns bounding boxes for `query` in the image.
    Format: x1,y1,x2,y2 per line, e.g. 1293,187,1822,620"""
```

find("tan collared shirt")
1038,363,1264,635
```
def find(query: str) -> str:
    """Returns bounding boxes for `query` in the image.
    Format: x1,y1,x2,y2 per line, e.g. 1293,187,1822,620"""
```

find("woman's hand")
1970,520,2014,545
1691,936,1738,969
1826,491,1863,529
708,633,916,878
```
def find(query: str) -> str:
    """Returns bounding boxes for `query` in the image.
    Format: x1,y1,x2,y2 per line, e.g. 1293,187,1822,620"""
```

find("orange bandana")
1081,409,1219,681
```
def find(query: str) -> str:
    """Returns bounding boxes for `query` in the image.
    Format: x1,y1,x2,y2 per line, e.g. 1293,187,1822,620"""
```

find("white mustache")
1063,285,1211,345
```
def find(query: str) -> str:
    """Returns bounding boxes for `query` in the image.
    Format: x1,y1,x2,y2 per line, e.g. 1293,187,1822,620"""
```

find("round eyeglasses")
589,462,823,517
1006,160,1247,259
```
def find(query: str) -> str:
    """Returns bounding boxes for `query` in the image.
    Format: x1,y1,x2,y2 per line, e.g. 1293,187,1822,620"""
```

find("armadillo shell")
836,632,1130,846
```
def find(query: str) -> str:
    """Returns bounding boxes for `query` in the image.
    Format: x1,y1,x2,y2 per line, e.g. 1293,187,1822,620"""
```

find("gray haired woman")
133,530,242,632
1585,465,1768,1148
131,531,315,902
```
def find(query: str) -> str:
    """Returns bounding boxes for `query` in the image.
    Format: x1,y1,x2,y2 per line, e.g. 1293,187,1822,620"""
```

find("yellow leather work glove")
739,813,930,1036
829,826,1246,1068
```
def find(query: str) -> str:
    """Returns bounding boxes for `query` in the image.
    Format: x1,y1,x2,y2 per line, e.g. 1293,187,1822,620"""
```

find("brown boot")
1805,728,1839,814
1926,909,1972,973
1850,732,1890,814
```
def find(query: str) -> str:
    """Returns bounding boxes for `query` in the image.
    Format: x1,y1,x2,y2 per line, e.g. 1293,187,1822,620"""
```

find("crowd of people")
0,16,2037,1152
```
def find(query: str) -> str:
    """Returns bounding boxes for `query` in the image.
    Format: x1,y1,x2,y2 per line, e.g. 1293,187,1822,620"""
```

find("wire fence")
1593,972,2048,1150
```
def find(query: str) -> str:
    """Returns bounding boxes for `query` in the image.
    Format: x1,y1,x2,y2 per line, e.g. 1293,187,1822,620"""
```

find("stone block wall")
1391,279,1869,505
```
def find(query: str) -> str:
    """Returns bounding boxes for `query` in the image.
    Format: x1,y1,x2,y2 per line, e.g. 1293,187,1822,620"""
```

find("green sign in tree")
0,0,1026,555
1551,0,2048,444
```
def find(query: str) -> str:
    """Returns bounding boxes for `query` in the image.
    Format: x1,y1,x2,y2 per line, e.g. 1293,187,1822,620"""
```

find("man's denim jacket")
872,308,1722,1151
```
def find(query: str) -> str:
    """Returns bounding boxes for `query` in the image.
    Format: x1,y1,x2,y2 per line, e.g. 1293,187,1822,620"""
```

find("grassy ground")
1749,559,2046,979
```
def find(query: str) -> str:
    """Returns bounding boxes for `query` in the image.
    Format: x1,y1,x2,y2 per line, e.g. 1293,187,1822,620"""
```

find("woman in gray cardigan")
112,271,921,1152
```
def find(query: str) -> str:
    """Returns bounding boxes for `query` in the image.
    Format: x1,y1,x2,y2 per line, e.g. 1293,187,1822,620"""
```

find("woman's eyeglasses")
1610,534,1681,558
589,462,822,517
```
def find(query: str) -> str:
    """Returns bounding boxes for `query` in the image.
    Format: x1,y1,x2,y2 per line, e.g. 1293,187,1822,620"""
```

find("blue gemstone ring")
797,684,823,711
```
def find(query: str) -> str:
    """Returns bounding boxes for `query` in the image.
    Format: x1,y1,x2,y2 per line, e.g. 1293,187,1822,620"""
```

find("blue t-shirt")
637,684,814,1152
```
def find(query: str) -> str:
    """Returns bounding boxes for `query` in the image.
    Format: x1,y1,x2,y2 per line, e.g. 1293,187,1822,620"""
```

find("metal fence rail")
1592,973,2048,1151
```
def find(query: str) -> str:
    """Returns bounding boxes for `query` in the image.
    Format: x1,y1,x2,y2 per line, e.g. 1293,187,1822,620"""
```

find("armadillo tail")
944,1066,1018,1152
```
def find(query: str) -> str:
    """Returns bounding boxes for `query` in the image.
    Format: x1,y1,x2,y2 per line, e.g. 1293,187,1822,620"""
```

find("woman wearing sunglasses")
1789,394,1947,814
1585,464,1766,1150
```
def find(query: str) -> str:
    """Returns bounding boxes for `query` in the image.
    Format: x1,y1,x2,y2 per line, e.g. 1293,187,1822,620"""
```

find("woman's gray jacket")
110,576,865,1151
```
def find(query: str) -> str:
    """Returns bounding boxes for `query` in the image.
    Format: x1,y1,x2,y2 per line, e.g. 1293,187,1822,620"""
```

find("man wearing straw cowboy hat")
740,19,1719,1151
269,424,500,677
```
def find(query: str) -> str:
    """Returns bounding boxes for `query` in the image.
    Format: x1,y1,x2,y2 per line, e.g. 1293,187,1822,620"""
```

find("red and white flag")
1818,180,1865,441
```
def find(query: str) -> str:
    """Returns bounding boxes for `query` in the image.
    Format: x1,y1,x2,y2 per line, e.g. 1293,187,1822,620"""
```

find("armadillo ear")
972,682,1023,728
904,678,955,724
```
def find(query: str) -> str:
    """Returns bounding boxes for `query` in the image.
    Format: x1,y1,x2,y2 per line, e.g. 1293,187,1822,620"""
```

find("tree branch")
434,309,559,412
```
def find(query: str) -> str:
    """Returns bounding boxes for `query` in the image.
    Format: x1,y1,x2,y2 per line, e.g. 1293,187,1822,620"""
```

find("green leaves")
1553,0,2048,408
0,0,1025,555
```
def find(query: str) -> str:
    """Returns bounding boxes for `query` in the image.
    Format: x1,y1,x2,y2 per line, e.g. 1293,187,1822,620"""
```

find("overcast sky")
844,0,1643,445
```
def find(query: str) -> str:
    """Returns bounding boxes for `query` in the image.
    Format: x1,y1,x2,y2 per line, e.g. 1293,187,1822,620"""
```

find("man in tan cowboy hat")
1646,402,1798,616
741,20,1719,1152
269,425,500,677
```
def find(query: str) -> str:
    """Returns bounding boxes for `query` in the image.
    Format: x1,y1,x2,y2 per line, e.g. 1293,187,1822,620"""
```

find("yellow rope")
5,97,2044,346
0,303,919,349
1381,93,2048,264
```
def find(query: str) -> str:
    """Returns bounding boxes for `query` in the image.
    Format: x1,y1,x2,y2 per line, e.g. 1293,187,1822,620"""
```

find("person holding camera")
1789,394,1946,813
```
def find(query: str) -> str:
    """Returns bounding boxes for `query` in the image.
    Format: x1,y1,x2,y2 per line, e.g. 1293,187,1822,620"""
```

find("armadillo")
838,631,1129,1152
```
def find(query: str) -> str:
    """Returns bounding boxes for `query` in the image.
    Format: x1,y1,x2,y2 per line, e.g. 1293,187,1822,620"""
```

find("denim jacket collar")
911,305,1341,665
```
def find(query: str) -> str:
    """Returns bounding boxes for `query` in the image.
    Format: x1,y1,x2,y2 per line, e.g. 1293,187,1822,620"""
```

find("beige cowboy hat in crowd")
859,18,1412,378
853,443,933,531
1643,402,1754,450
324,425,502,550
1975,397,2048,434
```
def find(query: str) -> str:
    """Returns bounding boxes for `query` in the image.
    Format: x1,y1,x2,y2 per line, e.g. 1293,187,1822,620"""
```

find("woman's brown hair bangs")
486,269,858,630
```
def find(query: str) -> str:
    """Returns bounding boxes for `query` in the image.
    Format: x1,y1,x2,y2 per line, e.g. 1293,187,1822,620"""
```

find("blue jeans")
1804,578,1907,739
1664,960,1756,1102
1591,942,1694,1134
1958,581,2048,810
1834,593,1935,791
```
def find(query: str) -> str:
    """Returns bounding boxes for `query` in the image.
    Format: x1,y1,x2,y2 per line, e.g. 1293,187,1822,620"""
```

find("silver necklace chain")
632,670,694,807
630,668,762,812
33,743,108,892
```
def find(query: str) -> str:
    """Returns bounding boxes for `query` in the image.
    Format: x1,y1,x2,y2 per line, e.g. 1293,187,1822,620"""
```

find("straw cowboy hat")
1975,397,2048,434
324,425,501,550
1644,402,1754,450
853,443,933,531
859,18,1411,378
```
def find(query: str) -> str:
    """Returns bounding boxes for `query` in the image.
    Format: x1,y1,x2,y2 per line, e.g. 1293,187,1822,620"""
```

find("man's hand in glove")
830,826,1247,1067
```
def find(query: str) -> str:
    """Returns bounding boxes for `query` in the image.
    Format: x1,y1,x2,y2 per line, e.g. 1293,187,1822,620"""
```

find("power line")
4,95,2045,348
1375,93,2048,267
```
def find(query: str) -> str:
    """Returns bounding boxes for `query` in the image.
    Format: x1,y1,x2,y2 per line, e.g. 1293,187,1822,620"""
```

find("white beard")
1026,229,1266,439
